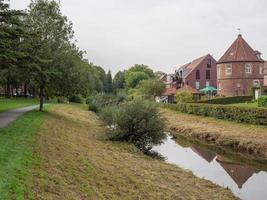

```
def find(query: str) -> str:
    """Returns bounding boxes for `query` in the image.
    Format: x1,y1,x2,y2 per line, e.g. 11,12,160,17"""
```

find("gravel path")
0,105,39,128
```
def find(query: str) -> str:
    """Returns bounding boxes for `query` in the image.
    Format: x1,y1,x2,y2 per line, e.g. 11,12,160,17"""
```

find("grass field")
0,104,236,200
0,98,39,113
162,108,267,160
0,109,46,199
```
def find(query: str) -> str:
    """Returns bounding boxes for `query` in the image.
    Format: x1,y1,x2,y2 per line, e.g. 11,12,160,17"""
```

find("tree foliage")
137,79,166,98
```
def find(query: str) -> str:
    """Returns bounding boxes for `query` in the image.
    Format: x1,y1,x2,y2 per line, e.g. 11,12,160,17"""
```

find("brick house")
217,34,265,96
175,54,217,90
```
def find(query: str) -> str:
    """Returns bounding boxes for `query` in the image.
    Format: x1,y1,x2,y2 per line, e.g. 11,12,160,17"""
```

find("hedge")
258,96,267,108
198,96,252,104
161,102,267,126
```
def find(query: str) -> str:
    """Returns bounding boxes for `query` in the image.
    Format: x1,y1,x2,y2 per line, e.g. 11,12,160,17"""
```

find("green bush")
176,92,194,103
57,97,68,103
199,96,252,104
99,105,118,126
161,102,267,126
258,96,267,108
109,100,166,151
87,94,120,113
69,95,84,104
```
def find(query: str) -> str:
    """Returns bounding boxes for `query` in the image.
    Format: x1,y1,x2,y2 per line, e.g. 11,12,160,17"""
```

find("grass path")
0,110,46,199
162,108,267,160
0,98,39,113
32,104,235,200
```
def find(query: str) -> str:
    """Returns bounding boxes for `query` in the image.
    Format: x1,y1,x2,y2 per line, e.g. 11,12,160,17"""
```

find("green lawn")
0,98,39,113
0,109,46,200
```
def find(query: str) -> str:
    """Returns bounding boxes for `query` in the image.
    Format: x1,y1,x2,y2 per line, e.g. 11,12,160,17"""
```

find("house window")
245,63,252,74
206,81,210,87
253,80,260,86
217,65,220,76
207,59,211,68
218,82,222,91
225,64,232,75
196,70,200,80
206,70,210,80
259,64,263,74
196,81,200,90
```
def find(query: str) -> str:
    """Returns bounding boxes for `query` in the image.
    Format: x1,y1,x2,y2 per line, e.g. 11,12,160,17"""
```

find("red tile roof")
177,54,210,79
176,85,200,94
218,34,264,64
162,87,178,96
162,85,200,96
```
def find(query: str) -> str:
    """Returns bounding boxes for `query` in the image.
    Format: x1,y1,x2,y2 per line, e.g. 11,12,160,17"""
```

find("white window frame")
196,81,200,90
206,81,210,87
217,65,221,76
225,64,232,75
218,82,222,91
245,63,252,74
259,64,263,74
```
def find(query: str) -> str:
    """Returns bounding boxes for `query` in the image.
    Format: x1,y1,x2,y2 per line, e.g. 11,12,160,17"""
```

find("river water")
152,136,267,200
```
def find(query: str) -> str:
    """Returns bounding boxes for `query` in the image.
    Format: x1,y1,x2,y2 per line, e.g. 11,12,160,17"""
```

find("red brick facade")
176,54,217,91
217,35,265,96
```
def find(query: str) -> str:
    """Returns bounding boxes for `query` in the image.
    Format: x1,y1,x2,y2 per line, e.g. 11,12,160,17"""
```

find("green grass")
0,110,46,200
0,98,39,113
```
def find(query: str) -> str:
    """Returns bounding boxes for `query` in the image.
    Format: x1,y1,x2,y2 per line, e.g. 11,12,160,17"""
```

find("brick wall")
217,62,264,96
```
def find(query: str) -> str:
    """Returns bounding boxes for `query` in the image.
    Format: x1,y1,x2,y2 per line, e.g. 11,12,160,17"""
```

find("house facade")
217,34,265,96
175,54,217,91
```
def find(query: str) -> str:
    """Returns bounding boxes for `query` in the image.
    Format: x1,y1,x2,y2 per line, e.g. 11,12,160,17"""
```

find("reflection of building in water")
216,156,255,189
191,146,216,162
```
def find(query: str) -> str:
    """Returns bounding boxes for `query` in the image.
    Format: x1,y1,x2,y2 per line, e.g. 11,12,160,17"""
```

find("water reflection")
152,136,267,200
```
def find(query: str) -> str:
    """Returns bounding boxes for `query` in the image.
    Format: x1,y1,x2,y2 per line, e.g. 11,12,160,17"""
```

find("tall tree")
25,0,76,111
0,0,26,97
113,71,126,91
106,70,113,93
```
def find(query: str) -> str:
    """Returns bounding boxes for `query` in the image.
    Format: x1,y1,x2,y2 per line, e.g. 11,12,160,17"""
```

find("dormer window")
245,63,252,74
225,64,232,75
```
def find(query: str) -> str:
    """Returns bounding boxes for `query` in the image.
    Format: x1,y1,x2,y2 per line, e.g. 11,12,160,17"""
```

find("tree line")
0,0,165,111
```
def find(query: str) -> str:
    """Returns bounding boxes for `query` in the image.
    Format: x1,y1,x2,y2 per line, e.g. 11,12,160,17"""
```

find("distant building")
159,73,175,88
217,34,265,96
175,54,217,91
264,61,267,86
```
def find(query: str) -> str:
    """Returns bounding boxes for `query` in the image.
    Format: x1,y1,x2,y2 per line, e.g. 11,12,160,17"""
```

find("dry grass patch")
33,104,236,200
162,109,267,160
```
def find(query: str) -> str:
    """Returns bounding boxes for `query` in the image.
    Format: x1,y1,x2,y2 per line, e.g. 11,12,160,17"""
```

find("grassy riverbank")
0,98,39,113
0,104,236,199
162,108,267,161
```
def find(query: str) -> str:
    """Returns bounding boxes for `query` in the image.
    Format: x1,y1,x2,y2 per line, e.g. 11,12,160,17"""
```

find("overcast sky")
10,0,267,74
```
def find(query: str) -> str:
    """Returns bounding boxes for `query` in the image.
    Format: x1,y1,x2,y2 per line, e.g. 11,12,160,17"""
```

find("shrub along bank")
161,102,267,126
87,95,166,153
198,96,252,104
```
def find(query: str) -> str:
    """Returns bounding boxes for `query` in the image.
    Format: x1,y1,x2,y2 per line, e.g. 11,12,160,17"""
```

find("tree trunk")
24,83,27,98
39,85,44,111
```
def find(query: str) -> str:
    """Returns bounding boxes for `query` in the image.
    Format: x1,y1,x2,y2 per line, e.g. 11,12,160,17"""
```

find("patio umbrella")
200,86,217,93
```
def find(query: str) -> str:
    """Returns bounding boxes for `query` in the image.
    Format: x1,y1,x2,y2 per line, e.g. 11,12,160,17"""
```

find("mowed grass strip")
33,104,236,200
0,109,46,200
0,98,39,113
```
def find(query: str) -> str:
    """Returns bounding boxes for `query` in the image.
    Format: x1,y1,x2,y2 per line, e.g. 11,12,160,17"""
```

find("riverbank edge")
162,109,267,163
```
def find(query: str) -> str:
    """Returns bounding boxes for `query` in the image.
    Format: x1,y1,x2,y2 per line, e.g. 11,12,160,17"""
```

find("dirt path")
0,105,39,128
162,109,267,160
33,104,236,200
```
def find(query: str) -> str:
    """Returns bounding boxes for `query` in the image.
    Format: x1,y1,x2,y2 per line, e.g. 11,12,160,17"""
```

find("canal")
152,135,267,200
